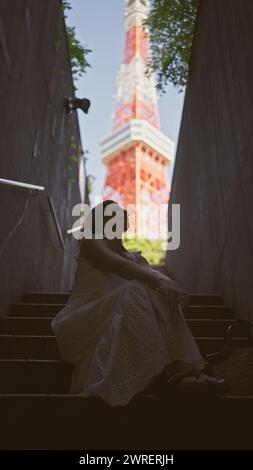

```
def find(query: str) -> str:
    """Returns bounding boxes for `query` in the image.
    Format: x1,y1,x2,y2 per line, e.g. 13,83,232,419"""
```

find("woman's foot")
178,373,231,395
142,373,231,398
135,370,230,399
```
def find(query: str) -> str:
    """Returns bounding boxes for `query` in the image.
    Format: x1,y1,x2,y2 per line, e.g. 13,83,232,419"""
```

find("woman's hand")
151,273,188,313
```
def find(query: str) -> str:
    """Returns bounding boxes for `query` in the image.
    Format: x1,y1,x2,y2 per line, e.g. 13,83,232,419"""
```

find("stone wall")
167,0,253,322
0,0,87,312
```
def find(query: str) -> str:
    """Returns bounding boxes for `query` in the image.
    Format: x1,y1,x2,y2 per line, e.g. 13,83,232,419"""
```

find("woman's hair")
86,199,126,238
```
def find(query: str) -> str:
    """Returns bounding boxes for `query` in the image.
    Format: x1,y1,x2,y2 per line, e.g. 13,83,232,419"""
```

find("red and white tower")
100,0,174,237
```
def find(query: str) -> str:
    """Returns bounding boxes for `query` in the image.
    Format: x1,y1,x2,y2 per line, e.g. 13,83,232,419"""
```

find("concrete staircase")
0,292,252,450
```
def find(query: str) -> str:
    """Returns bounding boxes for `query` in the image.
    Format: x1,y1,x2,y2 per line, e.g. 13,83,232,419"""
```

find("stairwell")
0,293,252,450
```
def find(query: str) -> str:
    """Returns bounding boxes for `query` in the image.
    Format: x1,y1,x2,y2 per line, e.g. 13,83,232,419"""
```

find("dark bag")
209,320,253,395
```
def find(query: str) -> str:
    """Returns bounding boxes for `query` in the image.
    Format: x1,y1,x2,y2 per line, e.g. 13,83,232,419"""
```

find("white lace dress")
51,251,205,406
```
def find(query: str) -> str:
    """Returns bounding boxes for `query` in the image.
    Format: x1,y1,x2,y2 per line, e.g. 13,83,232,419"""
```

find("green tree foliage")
145,0,199,91
86,175,96,194
62,0,91,79
65,26,91,79
123,237,166,265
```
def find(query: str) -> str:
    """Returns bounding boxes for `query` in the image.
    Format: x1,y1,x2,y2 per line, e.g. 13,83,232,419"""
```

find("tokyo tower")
100,0,174,238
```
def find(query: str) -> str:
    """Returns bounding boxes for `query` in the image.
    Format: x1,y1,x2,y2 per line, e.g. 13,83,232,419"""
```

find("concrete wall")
0,0,87,312
166,0,253,322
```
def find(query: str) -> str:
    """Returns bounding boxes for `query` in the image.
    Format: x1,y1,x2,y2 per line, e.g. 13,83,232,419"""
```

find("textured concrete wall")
0,0,87,312
166,0,253,322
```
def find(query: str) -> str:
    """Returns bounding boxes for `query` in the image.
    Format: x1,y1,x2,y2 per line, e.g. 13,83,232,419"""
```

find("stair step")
0,335,59,359
188,294,223,305
2,293,251,451
10,303,64,317
186,305,233,319
23,292,70,304
10,302,232,319
187,319,245,337
0,359,71,393
0,335,248,360
0,394,252,450
0,317,54,335
0,316,243,338
196,336,248,353
22,292,223,306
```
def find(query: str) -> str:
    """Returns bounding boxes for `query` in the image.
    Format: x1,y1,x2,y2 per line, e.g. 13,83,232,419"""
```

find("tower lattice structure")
100,0,174,237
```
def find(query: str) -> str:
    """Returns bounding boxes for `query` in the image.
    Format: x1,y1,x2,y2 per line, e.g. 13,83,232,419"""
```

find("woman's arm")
80,239,171,288
137,256,178,284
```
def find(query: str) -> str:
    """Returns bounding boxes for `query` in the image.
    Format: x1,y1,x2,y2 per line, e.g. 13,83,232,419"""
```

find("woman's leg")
131,282,230,397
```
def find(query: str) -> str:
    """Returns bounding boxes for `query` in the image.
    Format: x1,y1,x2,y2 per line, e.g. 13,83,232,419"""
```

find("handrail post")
47,196,65,250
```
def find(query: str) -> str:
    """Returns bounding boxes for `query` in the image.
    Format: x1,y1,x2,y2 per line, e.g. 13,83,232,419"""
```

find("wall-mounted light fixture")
66,97,91,115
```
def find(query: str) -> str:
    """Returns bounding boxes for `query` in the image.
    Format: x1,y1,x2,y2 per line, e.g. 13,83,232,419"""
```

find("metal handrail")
0,178,45,191
0,178,66,250
66,225,83,235
0,178,83,249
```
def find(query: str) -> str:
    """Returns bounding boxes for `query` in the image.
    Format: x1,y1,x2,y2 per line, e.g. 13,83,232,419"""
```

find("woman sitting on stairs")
51,200,229,407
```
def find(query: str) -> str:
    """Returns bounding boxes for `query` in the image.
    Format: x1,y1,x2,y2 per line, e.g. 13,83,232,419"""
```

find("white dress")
51,251,205,406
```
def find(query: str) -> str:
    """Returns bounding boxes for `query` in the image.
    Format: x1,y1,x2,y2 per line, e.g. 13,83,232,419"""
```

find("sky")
67,0,185,202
